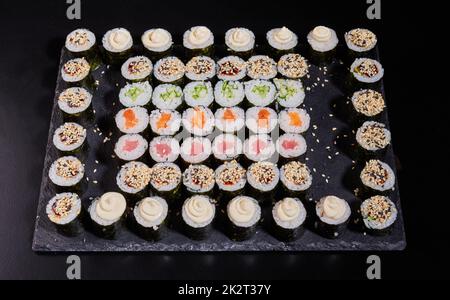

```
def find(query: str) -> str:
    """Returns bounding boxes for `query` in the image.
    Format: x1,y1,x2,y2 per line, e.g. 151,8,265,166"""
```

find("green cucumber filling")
161,86,182,101
221,81,237,99
252,84,270,98
191,84,208,100
277,83,297,100
125,86,144,102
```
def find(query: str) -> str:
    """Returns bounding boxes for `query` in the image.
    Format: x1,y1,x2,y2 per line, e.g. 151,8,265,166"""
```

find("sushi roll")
276,133,307,161
183,81,214,107
120,56,153,83
243,134,276,162
212,134,243,163
280,161,312,196
185,56,216,81
214,80,245,107
247,161,280,201
102,28,133,64
182,164,215,195
149,109,181,136
46,193,83,236
182,106,215,136
89,192,127,238
149,136,180,163
215,160,247,198
149,162,182,199
306,26,339,64
114,134,148,162
116,161,152,198
277,54,309,80
152,84,183,110
244,80,277,107
266,27,298,57
216,56,247,81
180,137,212,165
315,196,351,239
49,156,84,191
57,87,93,120
119,82,153,108
350,58,384,86
245,107,278,134
351,89,386,120
356,121,391,157
132,196,169,240
226,196,261,241
141,28,173,60
272,197,307,241
278,108,310,134
181,195,216,240
153,56,185,85
65,28,100,69
115,107,149,134
344,28,377,55
214,107,245,133
225,27,255,59
246,55,277,80
61,57,91,87
183,26,214,57
361,195,398,236
274,79,305,108
360,160,396,195
53,122,87,155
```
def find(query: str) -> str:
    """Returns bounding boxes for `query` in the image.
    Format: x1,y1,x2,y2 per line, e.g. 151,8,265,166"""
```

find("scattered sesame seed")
93,180,98,184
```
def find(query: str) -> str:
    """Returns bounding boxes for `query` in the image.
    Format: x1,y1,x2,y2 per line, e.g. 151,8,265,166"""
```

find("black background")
0,0,447,279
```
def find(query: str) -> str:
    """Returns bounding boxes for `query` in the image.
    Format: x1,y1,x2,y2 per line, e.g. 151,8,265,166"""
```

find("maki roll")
183,81,214,107
351,89,386,120
315,196,351,239
149,136,180,163
225,27,255,58
278,108,310,134
212,134,243,163
182,164,215,195
46,193,83,236
247,161,280,201
245,107,278,134
215,160,247,198
306,26,339,63
57,87,93,120
102,28,133,64
274,79,305,108
276,133,307,161
181,195,216,240
65,28,100,69
149,162,182,199
149,109,181,136
182,106,215,136
350,58,384,85
185,56,216,81
53,122,87,154
152,84,183,110
360,160,396,195
272,197,307,241
361,195,398,236
344,28,378,55
280,161,312,196
115,107,149,134
116,161,152,199
214,107,245,133
89,192,127,238
141,28,173,60
119,82,153,108
61,57,91,87
246,55,277,80
132,196,169,240
216,56,247,81
266,27,298,57
227,196,261,241
180,137,212,165
244,80,277,107
183,26,214,57
153,56,185,85
120,56,153,83
214,80,245,107
49,156,84,191
114,134,148,162
243,134,276,162
356,121,391,157
277,54,309,80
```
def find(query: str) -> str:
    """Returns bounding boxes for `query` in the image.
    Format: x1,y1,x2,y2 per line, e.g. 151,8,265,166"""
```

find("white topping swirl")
228,196,256,223
139,197,164,222
95,192,126,221
276,198,300,222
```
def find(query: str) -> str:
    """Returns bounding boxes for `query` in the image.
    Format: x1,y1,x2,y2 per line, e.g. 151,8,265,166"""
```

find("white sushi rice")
53,122,86,152
102,28,133,53
49,156,85,187
360,160,396,192
307,26,339,53
182,195,216,229
149,136,180,163
280,161,312,192
225,27,255,52
245,107,278,134
214,107,245,133
183,164,215,194
119,82,153,107
215,161,247,192
344,28,378,53
114,134,148,161
152,84,183,110
227,196,261,228
272,198,306,230
276,134,307,158
244,134,276,162
58,87,92,115
115,107,149,134
120,56,153,81
134,196,168,229
274,79,305,108
180,137,212,164
116,161,151,194
141,28,173,53
361,196,398,230
185,56,216,81
65,29,96,53
247,162,280,192
46,193,82,225
149,162,182,192
61,58,90,83
356,121,391,151
183,26,214,50
214,80,245,107
212,134,243,161
278,108,310,134
153,56,185,83
183,81,214,107
316,196,351,225
182,106,215,136
350,58,384,83
267,27,298,51
216,56,247,81
246,55,277,80
244,80,276,107
149,109,181,135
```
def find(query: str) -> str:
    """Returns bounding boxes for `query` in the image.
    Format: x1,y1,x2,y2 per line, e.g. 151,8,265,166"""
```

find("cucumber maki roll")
182,195,216,240
49,156,84,191
57,87,93,120
280,161,312,196
214,80,245,107
149,109,181,136
315,196,351,239
244,80,276,107
246,55,277,80
356,121,391,157
227,196,261,241
102,28,133,64
149,162,182,199
245,107,278,134
277,54,309,80
149,136,180,163
225,27,255,59
183,26,214,57
89,192,127,238
278,108,310,134
182,106,215,136
153,57,185,85
350,58,384,85
152,84,183,110
132,196,169,240
266,27,298,57
212,134,243,163
272,197,307,241
121,56,153,83
307,26,339,62
361,195,398,236
65,29,100,69
119,82,153,108
216,56,247,81
351,89,386,120
61,57,91,87
53,122,87,154
46,193,83,236
141,28,173,60
182,164,215,195
214,107,245,133
185,56,216,81
183,81,214,107
180,137,212,165
247,161,279,201
276,133,307,160
344,28,377,55
114,134,148,162
360,160,396,195
274,79,305,108
215,160,247,198
115,107,149,134
116,161,152,199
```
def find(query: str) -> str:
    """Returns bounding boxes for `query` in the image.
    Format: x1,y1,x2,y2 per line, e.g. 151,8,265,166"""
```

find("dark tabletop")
0,0,446,279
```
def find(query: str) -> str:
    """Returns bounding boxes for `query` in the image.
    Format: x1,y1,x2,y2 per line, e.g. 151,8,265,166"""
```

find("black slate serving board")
32,42,406,252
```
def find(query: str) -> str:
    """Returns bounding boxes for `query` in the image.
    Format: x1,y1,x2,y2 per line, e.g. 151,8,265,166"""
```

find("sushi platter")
33,27,406,252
